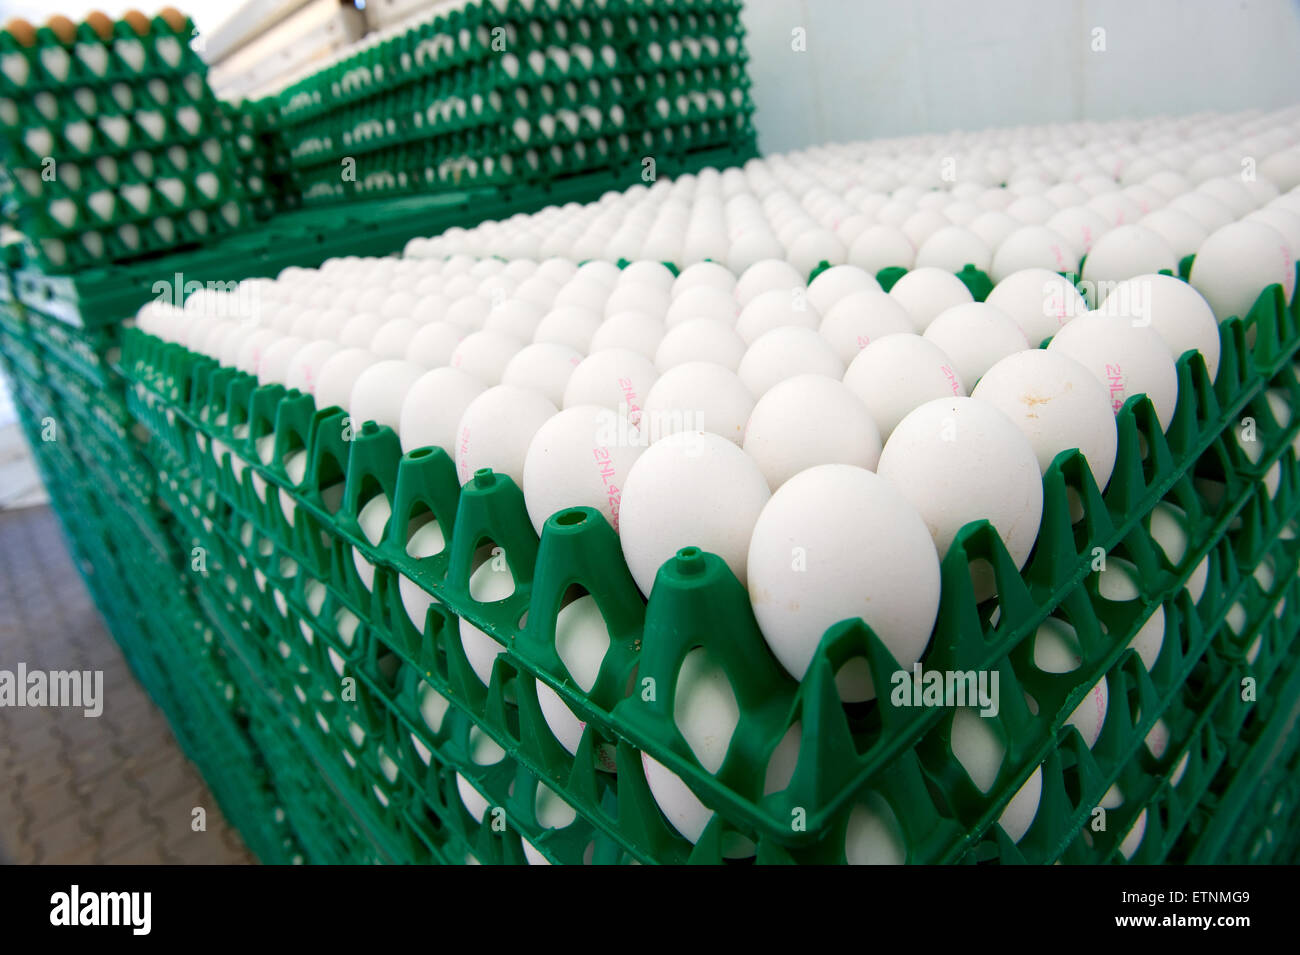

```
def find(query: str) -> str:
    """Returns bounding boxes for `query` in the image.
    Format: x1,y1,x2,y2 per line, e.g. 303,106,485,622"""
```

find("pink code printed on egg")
458,427,471,477
592,448,622,529
941,364,960,395
618,376,643,425
1105,362,1125,413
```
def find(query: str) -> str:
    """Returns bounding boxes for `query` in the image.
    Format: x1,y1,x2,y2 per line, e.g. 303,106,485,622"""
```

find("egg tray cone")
106,260,1300,863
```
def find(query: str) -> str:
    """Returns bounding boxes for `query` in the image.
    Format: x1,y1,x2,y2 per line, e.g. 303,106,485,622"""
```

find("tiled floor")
0,505,254,864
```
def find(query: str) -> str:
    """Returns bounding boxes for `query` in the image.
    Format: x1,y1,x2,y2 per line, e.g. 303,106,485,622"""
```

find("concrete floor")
0,374,48,511
0,504,254,864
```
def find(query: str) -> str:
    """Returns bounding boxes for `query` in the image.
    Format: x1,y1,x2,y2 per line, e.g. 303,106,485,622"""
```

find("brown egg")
5,18,36,47
46,14,77,44
158,7,188,32
84,11,114,40
122,10,150,36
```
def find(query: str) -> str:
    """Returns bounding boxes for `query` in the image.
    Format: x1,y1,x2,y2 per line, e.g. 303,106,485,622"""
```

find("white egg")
349,359,427,433
654,318,747,371
398,519,446,632
398,367,486,455
1095,273,1220,381
1169,192,1234,232
521,404,646,535
535,594,611,756
619,432,770,595
949,708,1040,842
1119,809,1147,860
257,336,307,385
338,312,384,348
967,211,1020,250
1087,192,1145,229
1032,616,1108,748
285,340,343,396
999,767,1043,845
734,288,820,345
842,333,965,440
877,396,1043,576
914,226,993,273
1006,195,1059,226
788,227,848,277
990,225,1079,283
314,348,379,412
381,290,417,319
450,329,526,385
737,326,843,396
485,297,546,340
454,385,558,485
742,374,881,490
746,464,940,701
1189,220,1295,322
353,494,391,589
947,705,1006,793
404,321,464,367
982,268,1087,347
574,259,622,289
641,361,754,445
1098,558,1164,670
887,267,974,333
534,305,601,352
604,282,670,320
1143,717,1189,785
1047,314,1179,431
1045,206,1111,255
805,264,882,314
972,350,1118,490
847,224,916,273
1079,226,1177,307
1148,502,1208,604
411,294,448,324
562,348,659,421
664,285,740,327
844,792,908,864
369,318,419,359
446,294,493,330
501,341,583,406
590,311,666,358
458,557,515,686
672,260,737,298
642,647,739,843
922,302,1030,386
231,329,278,376
734,258,804,307
1246,207,1300,260
807,287,909,362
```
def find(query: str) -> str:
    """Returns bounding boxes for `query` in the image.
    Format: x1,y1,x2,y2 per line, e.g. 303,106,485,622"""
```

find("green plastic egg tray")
112,257,1300,864
1,293,301,865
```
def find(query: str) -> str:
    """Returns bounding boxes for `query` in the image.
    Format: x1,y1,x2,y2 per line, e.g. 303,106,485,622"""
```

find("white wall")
741,0,1300,154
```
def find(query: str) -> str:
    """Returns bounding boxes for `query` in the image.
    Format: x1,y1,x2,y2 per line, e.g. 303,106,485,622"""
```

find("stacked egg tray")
115,257,1300,865
0,10,252,274
0,292,304,865
275,0,756,207
220,97,303,223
